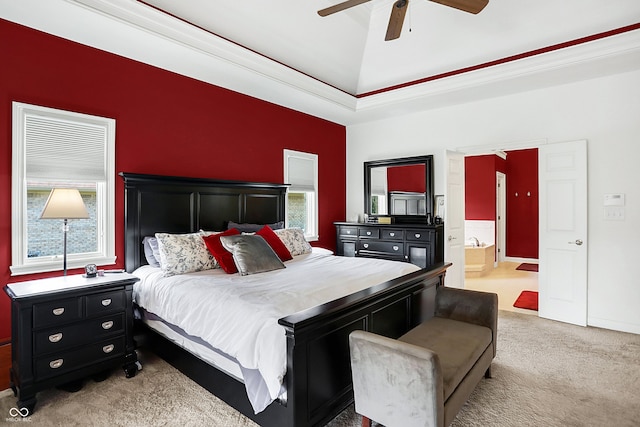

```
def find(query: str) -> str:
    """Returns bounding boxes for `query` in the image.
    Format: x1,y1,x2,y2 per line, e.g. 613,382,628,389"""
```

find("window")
284,149,318,241
370,167,388,215
11,102,116,275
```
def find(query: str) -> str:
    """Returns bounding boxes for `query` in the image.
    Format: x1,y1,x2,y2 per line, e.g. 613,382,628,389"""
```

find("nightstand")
4,272,140,415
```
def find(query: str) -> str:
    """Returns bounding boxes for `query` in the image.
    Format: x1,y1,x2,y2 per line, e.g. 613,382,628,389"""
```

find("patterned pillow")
273,228,312,257
155,232,216,276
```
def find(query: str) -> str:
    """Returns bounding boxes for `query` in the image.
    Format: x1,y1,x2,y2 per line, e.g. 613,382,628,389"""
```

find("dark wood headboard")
120,173,288,272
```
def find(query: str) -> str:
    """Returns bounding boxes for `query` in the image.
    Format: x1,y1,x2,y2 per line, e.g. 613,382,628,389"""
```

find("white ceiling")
141,0,640,96
2,0,640,125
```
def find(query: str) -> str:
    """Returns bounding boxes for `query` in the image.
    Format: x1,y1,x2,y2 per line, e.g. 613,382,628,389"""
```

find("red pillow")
202,228,241,273
256,225,293,261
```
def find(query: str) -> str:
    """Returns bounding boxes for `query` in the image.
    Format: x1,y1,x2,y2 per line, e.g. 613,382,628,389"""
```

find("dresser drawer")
33,297,82,328
358,228,380,239
338,226,358,237
406,230,432,242
358,240,404,255
86,289,125,316
34,313,125,356
35,336,126,380
381,229,403,240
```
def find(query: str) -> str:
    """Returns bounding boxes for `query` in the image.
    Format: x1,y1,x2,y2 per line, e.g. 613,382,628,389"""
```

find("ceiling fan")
318,0,489,41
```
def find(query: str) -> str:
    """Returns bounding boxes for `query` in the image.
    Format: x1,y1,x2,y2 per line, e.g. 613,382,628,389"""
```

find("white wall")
346,69,640,334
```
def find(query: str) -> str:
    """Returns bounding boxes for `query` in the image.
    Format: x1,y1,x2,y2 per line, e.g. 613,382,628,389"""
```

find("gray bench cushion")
399,317,492,401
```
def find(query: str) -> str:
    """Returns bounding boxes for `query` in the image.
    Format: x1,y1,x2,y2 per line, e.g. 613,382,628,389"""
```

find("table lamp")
40,188,89,276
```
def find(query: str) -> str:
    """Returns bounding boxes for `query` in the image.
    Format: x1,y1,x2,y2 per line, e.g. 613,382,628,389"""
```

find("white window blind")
25,115,107,182
370,167,388,196
286,154,316,192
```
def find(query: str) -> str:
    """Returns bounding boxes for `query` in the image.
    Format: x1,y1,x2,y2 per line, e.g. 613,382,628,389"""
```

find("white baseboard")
505,256,538,264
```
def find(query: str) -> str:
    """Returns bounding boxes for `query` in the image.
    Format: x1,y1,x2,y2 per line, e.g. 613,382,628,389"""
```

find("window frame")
283,149,319,241
10,102,116,276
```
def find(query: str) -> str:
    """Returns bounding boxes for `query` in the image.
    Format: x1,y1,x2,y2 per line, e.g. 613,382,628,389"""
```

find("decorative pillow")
274,228,313,256
142,236,161,268
256,225,293,262
227,220,285,233
155,232,216,276
202,228,241,274
220,235,285,276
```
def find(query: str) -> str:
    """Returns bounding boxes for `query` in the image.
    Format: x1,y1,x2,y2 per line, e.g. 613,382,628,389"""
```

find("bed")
121,172,450,427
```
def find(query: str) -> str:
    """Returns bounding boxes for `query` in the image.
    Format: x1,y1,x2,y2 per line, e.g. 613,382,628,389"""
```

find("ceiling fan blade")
318,0,372,17
429,0,489,14
385,0,409,41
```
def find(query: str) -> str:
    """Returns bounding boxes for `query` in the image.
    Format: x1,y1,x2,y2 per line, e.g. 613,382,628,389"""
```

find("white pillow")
155,232,216,276
273,228,313,257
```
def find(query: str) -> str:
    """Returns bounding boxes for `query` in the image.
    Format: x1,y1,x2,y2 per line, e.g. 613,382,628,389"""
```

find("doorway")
462,150,539,315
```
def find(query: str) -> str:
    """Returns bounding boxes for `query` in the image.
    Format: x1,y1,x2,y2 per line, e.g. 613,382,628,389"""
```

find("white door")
538,140,588,326
444,151,465,288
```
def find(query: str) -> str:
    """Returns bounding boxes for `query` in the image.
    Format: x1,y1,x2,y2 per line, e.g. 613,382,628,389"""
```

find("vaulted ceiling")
2,0,640,124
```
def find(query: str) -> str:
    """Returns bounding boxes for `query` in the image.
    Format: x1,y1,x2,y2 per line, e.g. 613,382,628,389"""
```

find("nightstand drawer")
86,290,125,316
381,229,403,240
358,240,404,254
33,297,82,328
35,336,126,380
358,228,380,238
34,313,125,355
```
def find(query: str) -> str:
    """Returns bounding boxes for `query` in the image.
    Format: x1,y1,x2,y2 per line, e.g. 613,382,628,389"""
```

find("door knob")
568,239,584,246
448,235,457,242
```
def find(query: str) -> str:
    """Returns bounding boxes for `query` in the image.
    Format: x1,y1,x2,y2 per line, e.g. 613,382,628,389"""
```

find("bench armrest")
349,330,444,427
434,287,498,356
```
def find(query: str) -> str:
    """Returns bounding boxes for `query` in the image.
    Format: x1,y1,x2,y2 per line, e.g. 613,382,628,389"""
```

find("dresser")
4,272,139,415
335,222,444,269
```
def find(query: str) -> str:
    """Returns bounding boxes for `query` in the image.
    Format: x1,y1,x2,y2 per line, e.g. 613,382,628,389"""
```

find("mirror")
364,155,434,224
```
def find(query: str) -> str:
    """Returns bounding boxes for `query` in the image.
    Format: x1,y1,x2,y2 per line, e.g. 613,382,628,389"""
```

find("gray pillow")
220,235,285,276
142,236,161,268
227,221,285,233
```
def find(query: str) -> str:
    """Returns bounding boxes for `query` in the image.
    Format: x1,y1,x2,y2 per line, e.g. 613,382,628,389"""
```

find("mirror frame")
364,155,434,224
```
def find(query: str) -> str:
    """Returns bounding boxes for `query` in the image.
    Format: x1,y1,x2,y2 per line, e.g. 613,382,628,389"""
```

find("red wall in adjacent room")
505,149,538,259
387,164,426,193
0,19,346,341
465,151,538,260
465,155,505,221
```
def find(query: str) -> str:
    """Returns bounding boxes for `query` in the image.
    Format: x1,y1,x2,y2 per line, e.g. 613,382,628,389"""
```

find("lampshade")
40,188,89,219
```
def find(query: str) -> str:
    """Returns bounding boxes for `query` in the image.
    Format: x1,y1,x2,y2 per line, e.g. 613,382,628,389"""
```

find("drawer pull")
415,233,421,238
101,321,114,330
52,307,65,316
393,246,399,251
101,298,112,307
49,359,64,369
366,231,372,236
389,232,395,237
346,230,351,234
49,333,63,343
363,243,369,249
103,344,115,354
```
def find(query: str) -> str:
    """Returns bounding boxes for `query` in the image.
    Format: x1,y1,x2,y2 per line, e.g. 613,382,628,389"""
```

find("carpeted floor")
2,311,639,426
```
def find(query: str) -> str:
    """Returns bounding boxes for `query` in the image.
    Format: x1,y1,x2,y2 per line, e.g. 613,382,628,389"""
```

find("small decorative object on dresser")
335,222,444,269
4,272,140,415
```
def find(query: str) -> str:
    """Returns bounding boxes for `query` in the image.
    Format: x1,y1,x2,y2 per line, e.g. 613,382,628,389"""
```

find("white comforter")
133,248,419,412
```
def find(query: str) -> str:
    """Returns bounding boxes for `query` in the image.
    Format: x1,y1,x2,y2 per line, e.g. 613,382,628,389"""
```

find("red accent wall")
387,164,426,193
0,19,346,341
505,149,538,259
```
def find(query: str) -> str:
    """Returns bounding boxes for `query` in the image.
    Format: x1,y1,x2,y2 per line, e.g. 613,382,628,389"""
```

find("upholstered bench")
349,287,498,427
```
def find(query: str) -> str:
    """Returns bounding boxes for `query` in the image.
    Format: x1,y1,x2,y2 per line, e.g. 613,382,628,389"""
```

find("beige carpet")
2,311,639,426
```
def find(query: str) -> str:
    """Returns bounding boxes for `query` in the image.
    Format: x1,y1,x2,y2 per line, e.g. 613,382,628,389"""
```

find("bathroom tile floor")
464,261,539,316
